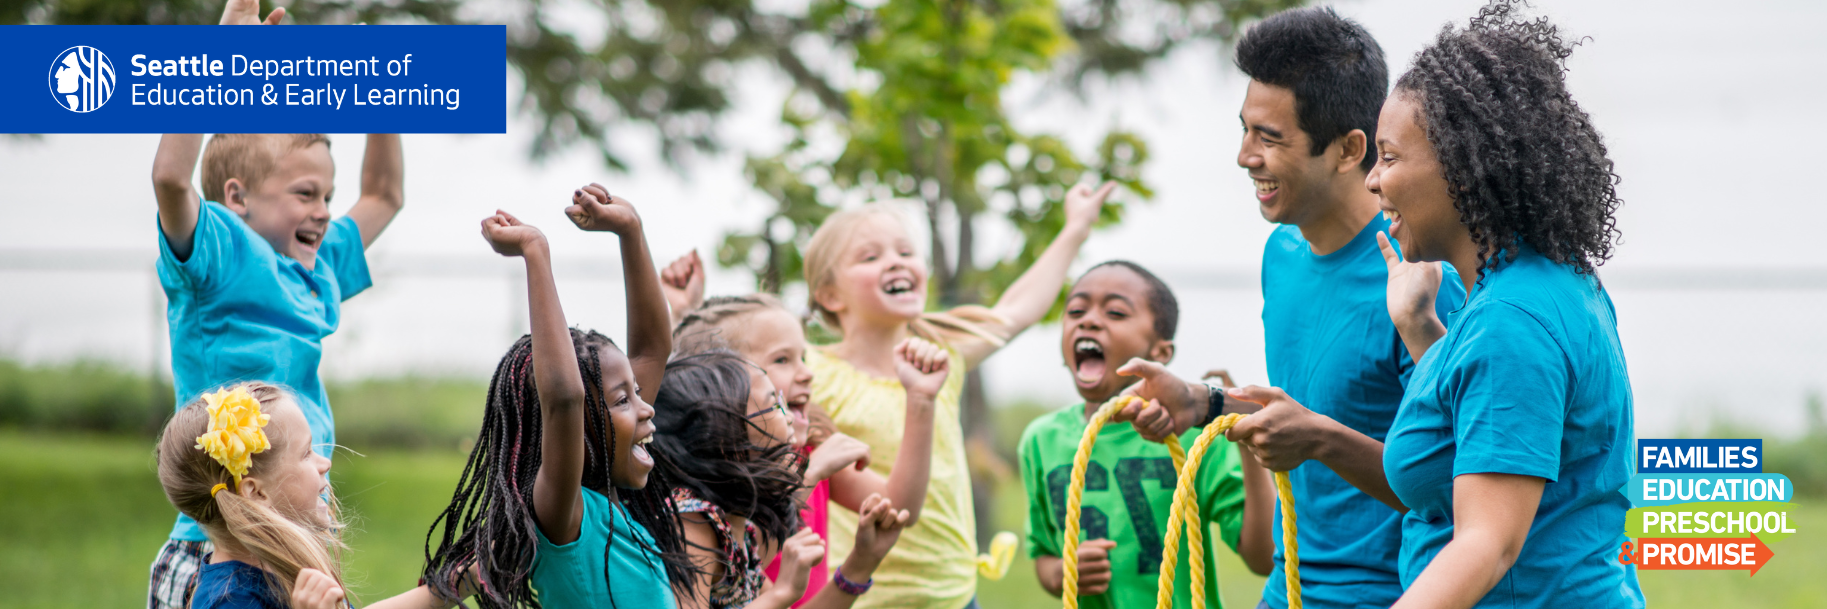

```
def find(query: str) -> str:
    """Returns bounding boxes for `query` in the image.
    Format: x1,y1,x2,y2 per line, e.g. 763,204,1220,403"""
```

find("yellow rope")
1060,397,1301,609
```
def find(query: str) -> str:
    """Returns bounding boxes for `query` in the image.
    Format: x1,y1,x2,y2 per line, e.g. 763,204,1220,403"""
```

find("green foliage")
0,359,485,450
0,359,170,435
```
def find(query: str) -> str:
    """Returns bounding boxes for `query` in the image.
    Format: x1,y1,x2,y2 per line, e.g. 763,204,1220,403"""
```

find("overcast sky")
3,0,1825,437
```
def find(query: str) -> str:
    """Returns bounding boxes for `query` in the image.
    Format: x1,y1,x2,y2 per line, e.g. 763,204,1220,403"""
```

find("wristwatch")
1200,379,1227,427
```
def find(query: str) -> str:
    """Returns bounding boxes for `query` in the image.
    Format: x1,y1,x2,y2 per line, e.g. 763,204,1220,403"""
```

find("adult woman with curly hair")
1369,1,1643,607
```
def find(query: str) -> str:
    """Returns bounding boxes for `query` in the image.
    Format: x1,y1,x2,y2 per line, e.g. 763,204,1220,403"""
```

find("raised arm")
827,338,947,523
567,184,671,404
482,211,588,544
344,134,405,248
152,134,204,260
960,181,1114,367
659,250,707,328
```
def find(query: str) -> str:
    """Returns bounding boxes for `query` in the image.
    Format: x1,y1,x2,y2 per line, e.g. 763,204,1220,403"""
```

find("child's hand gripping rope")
1061,396,1302,609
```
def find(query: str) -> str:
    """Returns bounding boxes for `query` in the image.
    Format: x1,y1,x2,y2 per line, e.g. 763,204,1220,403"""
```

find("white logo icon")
49,46,116,113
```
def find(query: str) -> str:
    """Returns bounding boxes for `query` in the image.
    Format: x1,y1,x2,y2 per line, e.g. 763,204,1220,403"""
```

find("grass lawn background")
3,429,1821,608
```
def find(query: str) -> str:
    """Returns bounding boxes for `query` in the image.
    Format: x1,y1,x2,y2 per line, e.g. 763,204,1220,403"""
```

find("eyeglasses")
746,389,788,420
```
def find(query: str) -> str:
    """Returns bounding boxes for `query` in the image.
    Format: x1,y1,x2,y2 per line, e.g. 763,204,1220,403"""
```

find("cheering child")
1018,262,1273,608
795,181,1112,609
421,188,689,607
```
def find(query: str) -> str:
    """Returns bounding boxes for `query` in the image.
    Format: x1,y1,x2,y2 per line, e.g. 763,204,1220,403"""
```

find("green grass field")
3,429,1822,608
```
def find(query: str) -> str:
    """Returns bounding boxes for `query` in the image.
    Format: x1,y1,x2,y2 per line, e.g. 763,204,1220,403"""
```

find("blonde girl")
799,183,1113,609
156,381,472,609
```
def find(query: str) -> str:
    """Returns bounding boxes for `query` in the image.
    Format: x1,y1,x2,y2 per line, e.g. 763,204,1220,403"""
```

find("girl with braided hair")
421,186,691,608
1364,1,1641,607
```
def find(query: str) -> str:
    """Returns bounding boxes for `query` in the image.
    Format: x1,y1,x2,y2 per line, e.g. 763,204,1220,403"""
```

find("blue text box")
1,25,505,133
1637,439,1763,474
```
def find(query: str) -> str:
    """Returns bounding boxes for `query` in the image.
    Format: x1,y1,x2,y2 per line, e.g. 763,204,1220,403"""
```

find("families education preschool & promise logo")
48,45,116,113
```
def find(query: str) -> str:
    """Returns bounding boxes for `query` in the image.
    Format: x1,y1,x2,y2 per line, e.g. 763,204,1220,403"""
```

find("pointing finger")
1377,231,1400,269
1115,358,1164,380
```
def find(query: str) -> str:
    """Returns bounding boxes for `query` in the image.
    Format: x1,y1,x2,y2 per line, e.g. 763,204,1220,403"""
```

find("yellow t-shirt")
810,345,976,609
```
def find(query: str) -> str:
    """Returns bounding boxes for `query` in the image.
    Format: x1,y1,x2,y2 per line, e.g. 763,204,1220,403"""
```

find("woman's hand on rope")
1112,358,1208,442
894,337,950,399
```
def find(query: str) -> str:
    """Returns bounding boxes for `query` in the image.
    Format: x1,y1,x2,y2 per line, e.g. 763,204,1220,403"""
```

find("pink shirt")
765,478,830,607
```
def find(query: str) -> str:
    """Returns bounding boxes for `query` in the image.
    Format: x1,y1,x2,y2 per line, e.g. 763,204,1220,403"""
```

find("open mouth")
295,229,323,249
1382,209,1403,236
1254,178,1280,202
1073,337,1106,388
882,275,916,298
631,433,655,467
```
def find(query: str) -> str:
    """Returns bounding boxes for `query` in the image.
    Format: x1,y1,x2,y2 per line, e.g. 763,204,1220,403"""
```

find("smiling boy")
145,130,403,609
1020,261,1274,609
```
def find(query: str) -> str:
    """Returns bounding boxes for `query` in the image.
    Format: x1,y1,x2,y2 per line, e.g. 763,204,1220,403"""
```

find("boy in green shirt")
1021,261,1274,608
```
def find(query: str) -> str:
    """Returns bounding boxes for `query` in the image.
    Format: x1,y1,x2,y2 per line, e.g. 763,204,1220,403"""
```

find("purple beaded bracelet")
832,567,873,595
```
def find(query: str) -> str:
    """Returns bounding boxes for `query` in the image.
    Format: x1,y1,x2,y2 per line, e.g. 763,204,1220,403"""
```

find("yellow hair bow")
193,386,272,485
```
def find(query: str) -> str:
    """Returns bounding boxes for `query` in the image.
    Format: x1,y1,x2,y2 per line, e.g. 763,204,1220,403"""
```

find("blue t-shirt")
532,487,678,608
1384,247,1643,608
1258,215,1465,609
158,199,371,541
191,557,283,609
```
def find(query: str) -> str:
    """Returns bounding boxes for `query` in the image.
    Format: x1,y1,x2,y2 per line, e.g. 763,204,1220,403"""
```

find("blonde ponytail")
156,382,348,604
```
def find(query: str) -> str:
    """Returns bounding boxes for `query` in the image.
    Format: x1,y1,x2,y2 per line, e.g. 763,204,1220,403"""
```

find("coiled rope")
1062,396,1300,609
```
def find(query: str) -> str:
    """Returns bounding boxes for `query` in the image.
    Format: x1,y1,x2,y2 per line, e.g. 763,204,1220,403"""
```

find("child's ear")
237,475,271,505
812,285,845,316
1149,339,1175,365
221,179,248,216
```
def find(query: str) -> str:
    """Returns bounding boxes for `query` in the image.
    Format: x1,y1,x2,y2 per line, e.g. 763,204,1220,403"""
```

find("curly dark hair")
1394,0,1623,277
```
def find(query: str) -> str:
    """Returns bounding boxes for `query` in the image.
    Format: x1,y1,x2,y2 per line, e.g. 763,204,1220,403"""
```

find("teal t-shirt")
1259,215,1465,609
1384,247,1643,608
533,487,678,608
1021,402,1247,609
157,199,371,541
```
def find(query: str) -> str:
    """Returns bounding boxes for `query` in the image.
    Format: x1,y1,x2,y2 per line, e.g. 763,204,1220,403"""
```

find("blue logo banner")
1637,439,1763,474
2,25,505,133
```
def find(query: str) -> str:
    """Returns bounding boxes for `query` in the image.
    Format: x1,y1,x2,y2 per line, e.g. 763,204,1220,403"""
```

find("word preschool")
125,53,460,110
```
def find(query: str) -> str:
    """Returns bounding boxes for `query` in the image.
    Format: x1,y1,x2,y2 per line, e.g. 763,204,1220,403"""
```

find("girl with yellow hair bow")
156,381,478,609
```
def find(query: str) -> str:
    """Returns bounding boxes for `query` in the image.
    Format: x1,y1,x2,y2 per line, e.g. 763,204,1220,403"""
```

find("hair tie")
210,483,229,497
193,385,273,487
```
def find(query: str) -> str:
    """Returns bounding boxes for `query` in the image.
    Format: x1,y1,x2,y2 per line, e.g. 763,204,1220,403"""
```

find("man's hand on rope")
1223,385,1337,472
1111,358,1208,442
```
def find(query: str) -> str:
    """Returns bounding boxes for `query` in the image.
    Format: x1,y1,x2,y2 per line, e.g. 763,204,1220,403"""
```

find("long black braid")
422,329,696,608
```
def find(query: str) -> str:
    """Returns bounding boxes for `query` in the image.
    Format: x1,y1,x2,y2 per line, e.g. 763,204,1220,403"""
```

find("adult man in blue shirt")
1116,8,1464,609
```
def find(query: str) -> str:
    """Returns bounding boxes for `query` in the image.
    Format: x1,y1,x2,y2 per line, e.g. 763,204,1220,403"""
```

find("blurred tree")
12,0,1300,541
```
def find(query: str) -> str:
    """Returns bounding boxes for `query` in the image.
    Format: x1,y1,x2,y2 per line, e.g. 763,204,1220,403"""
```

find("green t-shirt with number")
1021,402,1248,609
